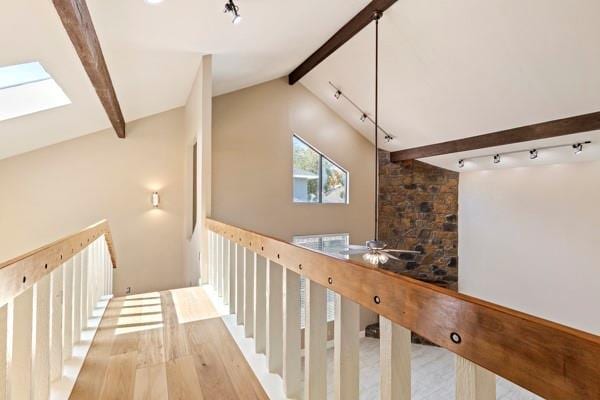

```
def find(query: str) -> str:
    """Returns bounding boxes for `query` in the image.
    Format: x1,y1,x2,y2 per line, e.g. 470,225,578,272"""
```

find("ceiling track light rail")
458,141,591,168
328,81,394,142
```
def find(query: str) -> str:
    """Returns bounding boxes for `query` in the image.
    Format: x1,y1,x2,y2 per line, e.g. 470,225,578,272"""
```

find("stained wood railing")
0,220,115,400
206,218,600,400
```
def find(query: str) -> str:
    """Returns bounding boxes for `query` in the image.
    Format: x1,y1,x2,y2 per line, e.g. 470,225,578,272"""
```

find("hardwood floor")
70,287,268,400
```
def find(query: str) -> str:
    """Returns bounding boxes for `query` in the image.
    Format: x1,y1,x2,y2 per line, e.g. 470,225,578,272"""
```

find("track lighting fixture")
224,0,242,24
529,149,538,159
334,90,342,100
456,140,591,169
360,113,367,122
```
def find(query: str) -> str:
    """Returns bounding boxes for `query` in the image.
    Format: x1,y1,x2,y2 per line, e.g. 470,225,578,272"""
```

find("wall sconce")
151,192,160,208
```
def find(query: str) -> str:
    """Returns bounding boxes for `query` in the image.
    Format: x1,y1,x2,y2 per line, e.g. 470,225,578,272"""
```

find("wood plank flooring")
70,287,268,400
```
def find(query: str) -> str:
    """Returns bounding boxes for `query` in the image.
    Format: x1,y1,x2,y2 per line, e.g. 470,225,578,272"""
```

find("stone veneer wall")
379,151,459,290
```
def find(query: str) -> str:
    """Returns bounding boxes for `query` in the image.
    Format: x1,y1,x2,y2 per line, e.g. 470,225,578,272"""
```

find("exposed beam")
390,111,600,162
53,0,126,138
288,0,397,85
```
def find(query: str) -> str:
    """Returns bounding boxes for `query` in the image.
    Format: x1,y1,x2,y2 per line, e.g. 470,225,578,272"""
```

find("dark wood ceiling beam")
288,0,397,85
53,0,125,138
390,111,600,162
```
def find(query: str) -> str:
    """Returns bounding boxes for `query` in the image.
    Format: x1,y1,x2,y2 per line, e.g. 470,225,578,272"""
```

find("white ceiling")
300,0,600,171
0,0,369,159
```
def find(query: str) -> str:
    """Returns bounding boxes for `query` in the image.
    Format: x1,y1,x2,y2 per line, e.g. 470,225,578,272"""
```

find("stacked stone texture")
378,150,459,290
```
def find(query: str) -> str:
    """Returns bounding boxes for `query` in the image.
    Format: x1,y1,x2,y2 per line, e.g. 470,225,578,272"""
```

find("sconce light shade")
152,192,160,208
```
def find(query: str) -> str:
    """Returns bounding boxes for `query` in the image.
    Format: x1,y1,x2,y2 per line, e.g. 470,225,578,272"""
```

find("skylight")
0,62,71,122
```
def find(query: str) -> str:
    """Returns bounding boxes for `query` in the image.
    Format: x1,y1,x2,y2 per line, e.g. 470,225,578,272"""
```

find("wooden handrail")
0,220,117,308
206,217,600,400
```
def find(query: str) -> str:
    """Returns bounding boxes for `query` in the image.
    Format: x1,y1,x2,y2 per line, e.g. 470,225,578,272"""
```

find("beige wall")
212,78,377,328
0,108,186,296
459,161,600,334
212,78,375,243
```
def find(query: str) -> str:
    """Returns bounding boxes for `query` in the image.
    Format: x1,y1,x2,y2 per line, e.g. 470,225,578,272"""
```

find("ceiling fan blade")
384,252,401,261
347,244,369,250
339,249,367,255
384,249,421,254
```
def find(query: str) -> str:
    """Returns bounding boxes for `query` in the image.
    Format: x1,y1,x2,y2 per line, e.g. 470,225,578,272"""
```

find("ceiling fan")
339,11,420,265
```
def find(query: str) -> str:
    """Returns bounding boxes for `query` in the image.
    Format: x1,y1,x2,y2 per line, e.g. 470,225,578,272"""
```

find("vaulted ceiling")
300,0,600,171
0,0,369,159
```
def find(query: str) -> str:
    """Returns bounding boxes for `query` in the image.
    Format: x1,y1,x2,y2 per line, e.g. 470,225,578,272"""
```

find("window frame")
292,134,349,204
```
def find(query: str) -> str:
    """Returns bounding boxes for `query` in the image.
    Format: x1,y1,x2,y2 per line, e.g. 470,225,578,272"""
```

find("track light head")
384,133,393,142
529,149,538,159
360,113,367,122
458,159,465,168
334,90,342,100
224,0,242,24
493,154,501,164
573,143,583,155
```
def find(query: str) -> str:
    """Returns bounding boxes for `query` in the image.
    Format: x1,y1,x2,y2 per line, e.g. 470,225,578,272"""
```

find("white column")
50,266,63,381
73,254,82,343
304,279,327,400
380,316,411,400
455,355,496,400
228,241,235,314
63,260,73,360
244,249,254,337
266,261,283,375
235,245,244,325
334,294,359,400
253,254,267,354
0,304,8,400
223,239,230,305
81,247,89,328
33,275,51,400
283,269,301,399
10,287,34,400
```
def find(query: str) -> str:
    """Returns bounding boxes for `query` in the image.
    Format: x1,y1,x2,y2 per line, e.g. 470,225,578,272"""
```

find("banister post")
380,316,411,400
334,293,359,400
244,248,255,337
304,279,327,400
33,275,51,400
254,254,267,354
63,259,74,360
228,240,235,314
455,355,496,400
283,268,301,399
0,304,6,400
235,244,244,325
266,261,283,375
223,238,230,305
50,265,64,381
10,287,34,400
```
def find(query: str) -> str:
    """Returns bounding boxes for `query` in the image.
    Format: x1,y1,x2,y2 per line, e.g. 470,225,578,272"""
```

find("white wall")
459,161,600,334
0,108,186,296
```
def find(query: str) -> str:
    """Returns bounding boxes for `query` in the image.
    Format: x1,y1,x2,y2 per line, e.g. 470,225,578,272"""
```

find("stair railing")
206,217,599,400
0,220,116,400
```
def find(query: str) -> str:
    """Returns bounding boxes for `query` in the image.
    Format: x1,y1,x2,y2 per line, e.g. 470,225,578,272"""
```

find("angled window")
292,135,348,204
0,61,71,122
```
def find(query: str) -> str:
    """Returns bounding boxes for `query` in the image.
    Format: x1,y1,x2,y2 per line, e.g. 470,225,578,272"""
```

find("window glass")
292,135,348,204
293,136,320,202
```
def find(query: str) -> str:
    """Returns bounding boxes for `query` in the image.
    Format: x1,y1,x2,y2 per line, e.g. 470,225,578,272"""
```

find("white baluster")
63,260,73,360
380,316,411,400
253,254,267,354
73,254,82,343
208,232,213,287
334,294,359,400
228,241,235,314
87,244,95,319
223,239,230,305
283,268,301,399
235,244,244,325
50,266,63,381
266,260,283,375
304,279,327,400
244,249,254,337
0,304,8,400
455,355,496,400
217,235,223,297
33,275,51,400
81,247,89,328
10,287,34,400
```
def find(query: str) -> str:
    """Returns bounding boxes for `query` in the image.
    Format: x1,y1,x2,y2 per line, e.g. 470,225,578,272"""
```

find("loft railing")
0,220,116,400
206,217,600,400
